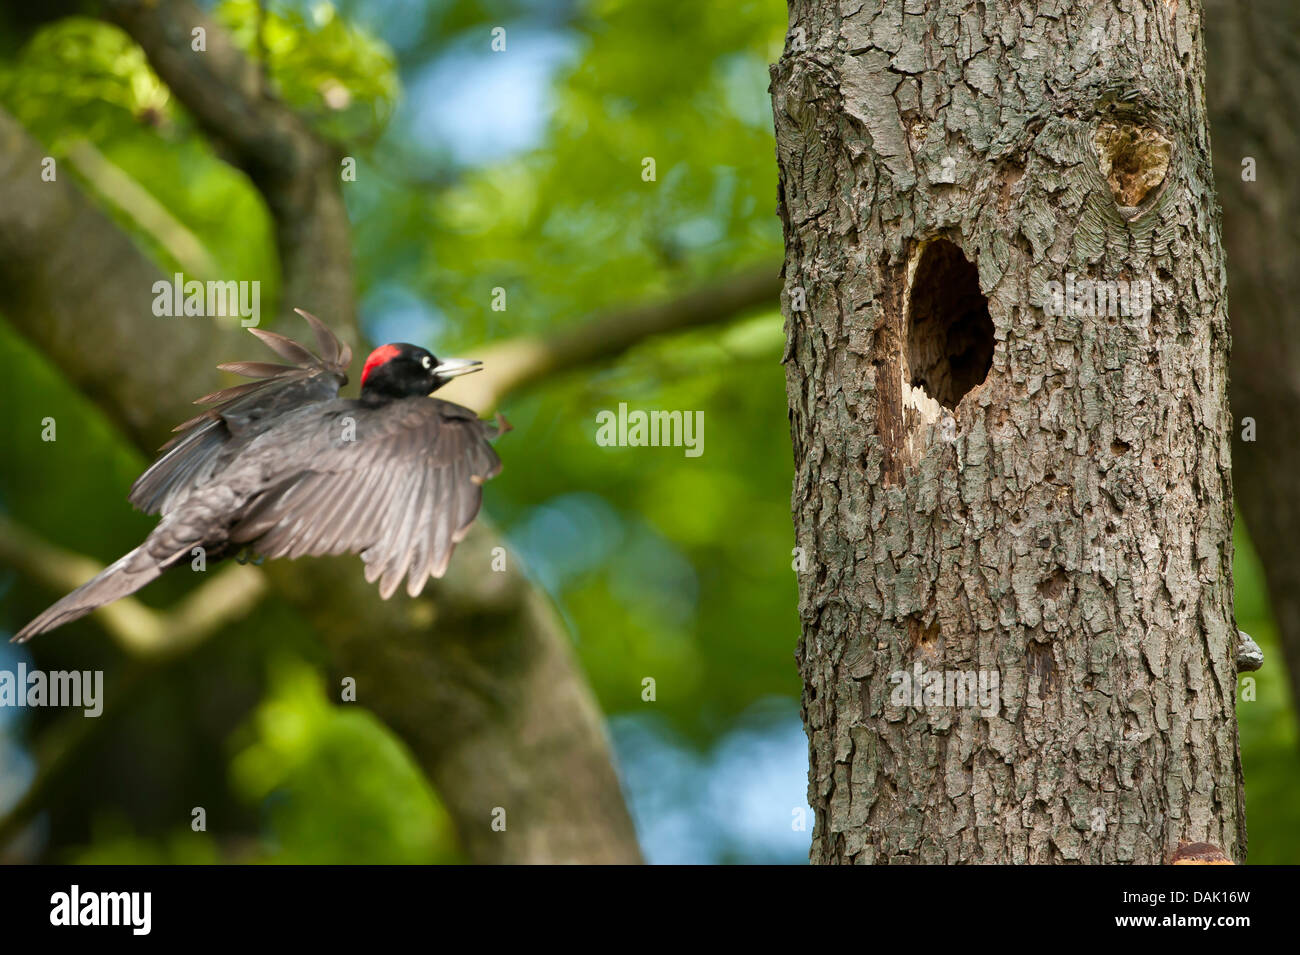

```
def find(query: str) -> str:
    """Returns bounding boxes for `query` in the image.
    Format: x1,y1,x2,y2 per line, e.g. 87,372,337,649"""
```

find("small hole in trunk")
907,239,993,409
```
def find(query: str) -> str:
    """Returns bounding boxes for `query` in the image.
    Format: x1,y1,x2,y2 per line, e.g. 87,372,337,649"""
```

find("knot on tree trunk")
1094,121,1172,208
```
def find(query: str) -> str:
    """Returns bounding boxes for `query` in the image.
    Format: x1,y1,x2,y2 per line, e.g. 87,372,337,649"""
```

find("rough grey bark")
772,0,1243,863
1205,0,1300,709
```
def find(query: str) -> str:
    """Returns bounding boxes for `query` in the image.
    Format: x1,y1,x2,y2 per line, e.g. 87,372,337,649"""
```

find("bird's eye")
421,355,432,369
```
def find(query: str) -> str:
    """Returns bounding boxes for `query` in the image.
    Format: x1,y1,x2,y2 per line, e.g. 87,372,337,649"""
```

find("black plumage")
13,310,505,642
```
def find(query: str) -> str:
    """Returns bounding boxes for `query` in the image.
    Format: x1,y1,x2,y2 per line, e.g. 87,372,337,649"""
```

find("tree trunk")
771,0,1244,863
1205,0,1300,708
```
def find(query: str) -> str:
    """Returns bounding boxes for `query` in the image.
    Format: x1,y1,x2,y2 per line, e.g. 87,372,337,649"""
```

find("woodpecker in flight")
12,310,506,643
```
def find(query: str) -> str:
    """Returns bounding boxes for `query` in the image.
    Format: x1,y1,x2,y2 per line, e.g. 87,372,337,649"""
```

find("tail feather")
11,546,165,643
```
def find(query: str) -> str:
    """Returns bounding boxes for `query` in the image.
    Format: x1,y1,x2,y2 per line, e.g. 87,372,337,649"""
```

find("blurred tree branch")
65,138,220,279
0,513,266,657
441,262,782,412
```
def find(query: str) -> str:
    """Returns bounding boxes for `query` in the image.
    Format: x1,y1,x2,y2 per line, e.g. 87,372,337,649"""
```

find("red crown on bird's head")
360,344,402,387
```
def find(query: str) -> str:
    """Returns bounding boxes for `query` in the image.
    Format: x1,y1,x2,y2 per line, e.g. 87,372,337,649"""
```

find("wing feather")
405,474,435,599
429,466,455,581
215,361,295,379
293,308,343,367
379,466,426,599
129,312,352,516
232,398,502,599
246,328,317,365
288,473,351,559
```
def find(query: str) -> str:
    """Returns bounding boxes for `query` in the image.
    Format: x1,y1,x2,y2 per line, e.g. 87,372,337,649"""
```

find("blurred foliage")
1232,522,1300,865
0,16,278,293
371,0,785,346
0,0,1295,865
226,657,458,863
218,0,399,144
0,17,170,145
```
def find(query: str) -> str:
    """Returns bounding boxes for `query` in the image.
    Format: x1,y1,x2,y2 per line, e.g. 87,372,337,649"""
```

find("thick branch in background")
0,106,240,449
1205,0,1300,710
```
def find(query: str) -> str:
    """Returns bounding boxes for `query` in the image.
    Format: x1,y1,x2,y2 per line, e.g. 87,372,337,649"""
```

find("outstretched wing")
129,309,352,516
229,398,504,599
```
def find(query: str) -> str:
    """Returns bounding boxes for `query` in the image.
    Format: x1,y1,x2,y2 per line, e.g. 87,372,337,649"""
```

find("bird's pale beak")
432,358,483,379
